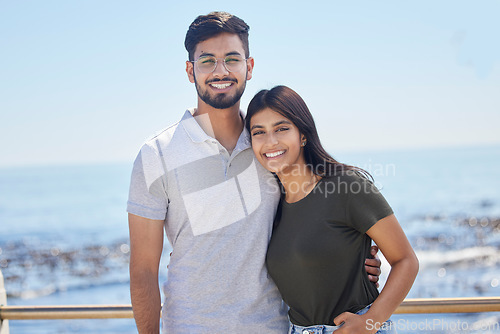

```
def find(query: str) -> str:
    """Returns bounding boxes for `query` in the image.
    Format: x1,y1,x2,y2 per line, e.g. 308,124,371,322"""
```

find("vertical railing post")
0,269,9,334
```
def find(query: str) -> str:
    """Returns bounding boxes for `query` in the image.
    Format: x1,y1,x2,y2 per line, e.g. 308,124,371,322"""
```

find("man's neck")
193,101,244,153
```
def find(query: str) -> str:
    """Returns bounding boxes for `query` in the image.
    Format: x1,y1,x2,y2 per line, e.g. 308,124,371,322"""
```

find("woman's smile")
264,150,286,159
249,108,305,175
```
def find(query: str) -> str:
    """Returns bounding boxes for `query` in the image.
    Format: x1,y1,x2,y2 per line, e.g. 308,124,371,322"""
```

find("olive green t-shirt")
266,172,393,326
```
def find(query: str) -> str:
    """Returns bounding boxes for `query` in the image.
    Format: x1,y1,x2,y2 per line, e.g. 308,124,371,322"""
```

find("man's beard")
194,73,247,109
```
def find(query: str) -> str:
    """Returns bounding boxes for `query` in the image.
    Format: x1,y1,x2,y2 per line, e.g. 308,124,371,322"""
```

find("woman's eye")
252,131,264,136
276,127,289,132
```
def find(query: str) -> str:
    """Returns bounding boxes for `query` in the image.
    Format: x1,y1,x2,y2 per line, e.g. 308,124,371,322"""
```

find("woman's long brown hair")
245,85,371,180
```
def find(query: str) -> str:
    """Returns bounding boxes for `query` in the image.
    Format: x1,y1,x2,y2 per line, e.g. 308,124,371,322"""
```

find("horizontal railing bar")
394,297,500,314
0,305,133,320
1,297,500,320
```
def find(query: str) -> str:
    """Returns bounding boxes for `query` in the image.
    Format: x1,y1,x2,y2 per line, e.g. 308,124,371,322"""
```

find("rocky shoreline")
0,238,131,299
1,215,498,300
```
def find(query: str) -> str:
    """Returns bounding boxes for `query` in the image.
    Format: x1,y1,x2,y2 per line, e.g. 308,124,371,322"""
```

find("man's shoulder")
144,122,181,147
141,110,193,151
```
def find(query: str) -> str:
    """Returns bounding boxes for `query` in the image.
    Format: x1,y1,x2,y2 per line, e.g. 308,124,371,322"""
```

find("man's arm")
365,245,381,287
129,213,165,334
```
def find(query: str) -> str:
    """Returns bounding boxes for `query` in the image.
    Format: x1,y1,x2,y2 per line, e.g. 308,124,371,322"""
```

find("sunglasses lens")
196,56,217,73
195,55,246,73
223,56,245,72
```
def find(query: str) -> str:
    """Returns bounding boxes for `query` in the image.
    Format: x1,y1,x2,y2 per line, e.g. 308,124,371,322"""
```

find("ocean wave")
416,246,500,269
0,238,132,299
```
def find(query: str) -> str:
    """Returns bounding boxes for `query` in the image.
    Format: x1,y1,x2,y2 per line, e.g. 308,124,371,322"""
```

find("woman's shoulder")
311,171,375,201
324,170,373,186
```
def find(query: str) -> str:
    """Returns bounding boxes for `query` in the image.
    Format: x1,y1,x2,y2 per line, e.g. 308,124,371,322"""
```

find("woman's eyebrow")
250,120,292,131
273,120,292,126
250,124,263,131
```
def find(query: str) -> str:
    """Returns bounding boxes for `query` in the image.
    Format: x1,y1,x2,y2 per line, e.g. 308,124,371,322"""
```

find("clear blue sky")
1,0,499,167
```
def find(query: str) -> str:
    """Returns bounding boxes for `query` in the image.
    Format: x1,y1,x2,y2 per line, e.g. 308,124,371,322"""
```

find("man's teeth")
210,83,232,89
265,150,285,158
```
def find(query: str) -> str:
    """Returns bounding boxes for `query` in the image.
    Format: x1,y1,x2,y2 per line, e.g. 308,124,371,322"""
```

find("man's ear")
246,57,255,81
186,61,195,83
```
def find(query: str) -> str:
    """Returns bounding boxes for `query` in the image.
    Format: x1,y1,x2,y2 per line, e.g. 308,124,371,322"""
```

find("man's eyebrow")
198,51,243,58
226,51,243,56
250,120,292,131
198,52,215,58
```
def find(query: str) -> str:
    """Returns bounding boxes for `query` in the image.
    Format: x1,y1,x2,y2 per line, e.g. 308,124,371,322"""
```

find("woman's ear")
301,135,307,147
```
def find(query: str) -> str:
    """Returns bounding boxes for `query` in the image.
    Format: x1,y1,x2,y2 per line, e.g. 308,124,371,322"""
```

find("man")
127,11,381,333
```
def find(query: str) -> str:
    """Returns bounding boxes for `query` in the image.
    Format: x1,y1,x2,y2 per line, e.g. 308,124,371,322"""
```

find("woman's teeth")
265,150,285,158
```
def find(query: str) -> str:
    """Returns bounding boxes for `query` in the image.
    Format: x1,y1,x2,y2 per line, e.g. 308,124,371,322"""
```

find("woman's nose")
266,133,279,146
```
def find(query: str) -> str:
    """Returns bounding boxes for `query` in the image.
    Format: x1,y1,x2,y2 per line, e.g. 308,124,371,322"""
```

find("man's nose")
212,59,229,76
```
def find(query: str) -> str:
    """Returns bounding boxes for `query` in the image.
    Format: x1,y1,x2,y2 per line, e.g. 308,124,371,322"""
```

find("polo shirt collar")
181,109,212,143
235,126,251,151
181,108,251,150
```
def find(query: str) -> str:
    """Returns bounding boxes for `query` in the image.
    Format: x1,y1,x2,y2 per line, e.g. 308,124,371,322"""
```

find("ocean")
1,145,499,333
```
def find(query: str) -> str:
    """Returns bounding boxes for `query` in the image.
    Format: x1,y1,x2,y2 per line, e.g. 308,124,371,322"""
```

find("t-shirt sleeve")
346,175,393,233
126,142,168,220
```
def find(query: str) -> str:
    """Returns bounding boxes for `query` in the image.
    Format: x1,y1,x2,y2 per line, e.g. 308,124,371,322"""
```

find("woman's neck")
277,165,320,203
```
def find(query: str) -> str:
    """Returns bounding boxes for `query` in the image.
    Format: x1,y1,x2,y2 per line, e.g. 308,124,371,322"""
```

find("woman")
245,86,418,334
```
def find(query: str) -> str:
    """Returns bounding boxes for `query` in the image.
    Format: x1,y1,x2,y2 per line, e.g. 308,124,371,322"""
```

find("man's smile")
209,82,233,89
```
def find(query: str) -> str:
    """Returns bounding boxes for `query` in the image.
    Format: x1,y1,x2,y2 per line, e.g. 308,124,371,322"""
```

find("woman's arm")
334,214,419,333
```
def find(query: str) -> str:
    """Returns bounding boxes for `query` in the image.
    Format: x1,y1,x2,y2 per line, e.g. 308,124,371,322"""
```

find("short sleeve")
346,175,393,233
126,142,168,220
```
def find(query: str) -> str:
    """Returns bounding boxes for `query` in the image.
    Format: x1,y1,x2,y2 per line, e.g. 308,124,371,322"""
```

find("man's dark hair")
185,11,250,61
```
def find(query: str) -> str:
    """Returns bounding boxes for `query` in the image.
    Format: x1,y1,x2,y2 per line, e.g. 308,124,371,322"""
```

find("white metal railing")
1,297,500,321
1,270,500,333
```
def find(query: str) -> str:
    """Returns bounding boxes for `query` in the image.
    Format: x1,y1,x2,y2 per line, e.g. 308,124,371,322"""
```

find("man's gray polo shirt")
127,109,288,333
